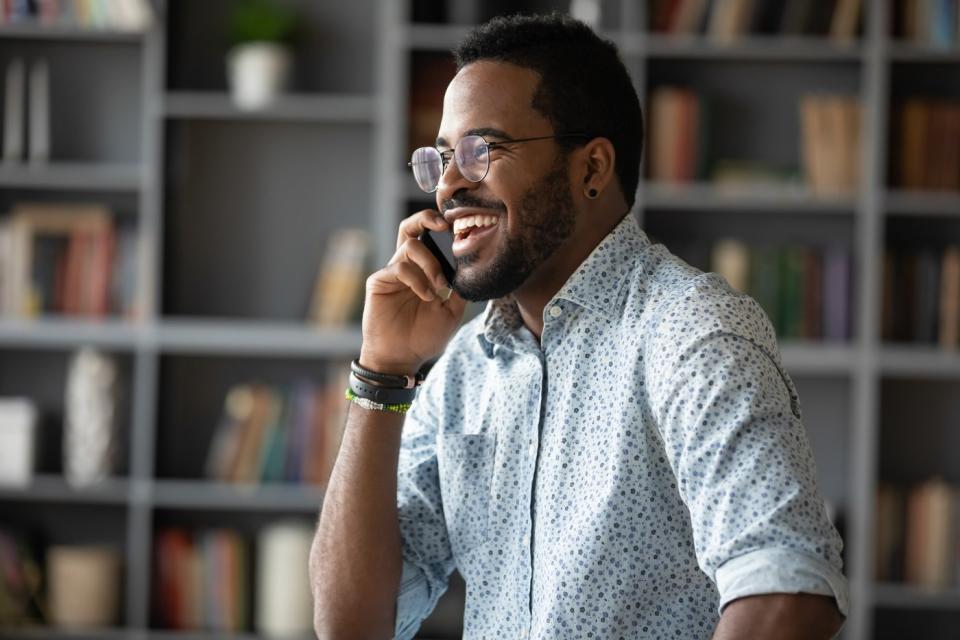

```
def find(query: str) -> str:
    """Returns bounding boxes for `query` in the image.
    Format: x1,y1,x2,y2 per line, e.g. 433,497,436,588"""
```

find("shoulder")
632,245,778,357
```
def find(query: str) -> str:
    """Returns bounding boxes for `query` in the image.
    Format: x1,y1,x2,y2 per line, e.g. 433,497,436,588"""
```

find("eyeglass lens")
410,135,490,193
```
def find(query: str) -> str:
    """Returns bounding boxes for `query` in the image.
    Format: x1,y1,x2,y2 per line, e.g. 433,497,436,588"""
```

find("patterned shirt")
393,213,849,639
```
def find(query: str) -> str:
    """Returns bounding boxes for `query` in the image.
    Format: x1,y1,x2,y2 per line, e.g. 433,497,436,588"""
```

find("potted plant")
226,0,298,111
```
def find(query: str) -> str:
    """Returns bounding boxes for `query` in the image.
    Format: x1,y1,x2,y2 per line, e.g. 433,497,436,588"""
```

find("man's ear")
579,137,616,200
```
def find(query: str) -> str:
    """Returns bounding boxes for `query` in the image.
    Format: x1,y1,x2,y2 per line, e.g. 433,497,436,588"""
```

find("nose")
436,151,476,205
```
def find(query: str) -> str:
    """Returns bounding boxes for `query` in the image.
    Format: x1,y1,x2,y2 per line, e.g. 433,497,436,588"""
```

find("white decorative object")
0,397,38,486
226,42,291,111
255,521,314,636
64,347,119,487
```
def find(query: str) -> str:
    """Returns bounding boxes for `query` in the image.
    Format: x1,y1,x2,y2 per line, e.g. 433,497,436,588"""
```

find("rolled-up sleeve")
715,547,849,616
393,364,456,640
646,286,849,621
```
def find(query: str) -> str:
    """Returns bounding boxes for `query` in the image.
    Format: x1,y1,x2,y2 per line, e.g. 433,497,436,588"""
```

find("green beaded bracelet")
345,387,412,414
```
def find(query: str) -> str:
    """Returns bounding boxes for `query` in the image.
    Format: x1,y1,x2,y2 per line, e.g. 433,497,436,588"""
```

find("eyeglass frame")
407,133,591,193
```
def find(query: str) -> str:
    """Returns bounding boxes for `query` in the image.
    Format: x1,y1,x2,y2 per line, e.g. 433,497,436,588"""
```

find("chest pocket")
437,432,496,559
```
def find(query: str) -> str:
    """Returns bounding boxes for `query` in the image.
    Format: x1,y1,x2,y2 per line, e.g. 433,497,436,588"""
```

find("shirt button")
522,533,530,546
549,305,562,318
528,442,536,457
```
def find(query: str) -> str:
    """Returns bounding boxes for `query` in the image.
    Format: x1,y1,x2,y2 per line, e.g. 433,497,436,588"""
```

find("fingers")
397,209,449,251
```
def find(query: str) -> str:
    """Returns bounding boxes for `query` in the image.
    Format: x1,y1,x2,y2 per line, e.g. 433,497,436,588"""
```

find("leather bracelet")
349,371,417,405
351,358,424,390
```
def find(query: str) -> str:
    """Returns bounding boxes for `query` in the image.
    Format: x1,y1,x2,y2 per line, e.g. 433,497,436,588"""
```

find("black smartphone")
419,228,457,284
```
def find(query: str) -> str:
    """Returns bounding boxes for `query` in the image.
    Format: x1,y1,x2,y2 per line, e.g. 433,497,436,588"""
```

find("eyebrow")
436,127,514,149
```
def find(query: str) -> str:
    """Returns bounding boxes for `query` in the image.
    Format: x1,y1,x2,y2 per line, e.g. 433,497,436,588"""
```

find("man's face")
436,61,577,302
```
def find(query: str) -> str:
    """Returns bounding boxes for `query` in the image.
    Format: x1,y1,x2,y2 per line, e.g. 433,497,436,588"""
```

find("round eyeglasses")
408,133,589,193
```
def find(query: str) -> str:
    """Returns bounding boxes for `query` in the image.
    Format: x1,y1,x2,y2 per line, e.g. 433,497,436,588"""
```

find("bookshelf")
0,1,958,639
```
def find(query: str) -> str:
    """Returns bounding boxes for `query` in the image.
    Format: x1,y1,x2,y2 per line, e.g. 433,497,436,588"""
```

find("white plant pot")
227,42,292,111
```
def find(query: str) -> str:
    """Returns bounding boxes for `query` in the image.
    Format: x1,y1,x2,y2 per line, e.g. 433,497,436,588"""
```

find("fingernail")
436,285,453,301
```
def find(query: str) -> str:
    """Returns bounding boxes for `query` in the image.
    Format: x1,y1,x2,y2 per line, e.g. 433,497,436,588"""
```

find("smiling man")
310,13,849,640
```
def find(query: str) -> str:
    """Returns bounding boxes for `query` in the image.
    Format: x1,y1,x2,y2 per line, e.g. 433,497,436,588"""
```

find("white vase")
64,348,118,488
227,42,292,111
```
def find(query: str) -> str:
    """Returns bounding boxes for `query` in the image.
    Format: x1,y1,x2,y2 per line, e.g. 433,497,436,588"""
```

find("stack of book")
648,0,862,41
204,363,350,487
876,479,960,588
882,246,960,348
800,95,862,196
894,99,960,192
0,203,139,319
897,0,960,46
0,0,152,31
154,528,248,632
711,239,851,341
308,228,370,328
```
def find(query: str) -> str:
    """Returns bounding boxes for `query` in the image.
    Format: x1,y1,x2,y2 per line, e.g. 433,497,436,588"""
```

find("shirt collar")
476,213,649,354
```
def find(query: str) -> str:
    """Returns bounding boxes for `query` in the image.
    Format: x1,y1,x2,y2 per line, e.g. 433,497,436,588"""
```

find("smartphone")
419,228,457,284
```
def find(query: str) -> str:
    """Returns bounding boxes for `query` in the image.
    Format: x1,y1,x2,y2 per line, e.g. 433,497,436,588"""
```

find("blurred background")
0,1,957,639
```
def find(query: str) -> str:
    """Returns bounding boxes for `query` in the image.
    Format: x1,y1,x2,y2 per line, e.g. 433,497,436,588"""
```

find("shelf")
889,42,960,63
874,582,960,610
152,480,324,512
156,318,362,358
0,316,142,350
885,190,960,217
619,33,864,62
779,342,857,375
641,181,857,213
0,24,144,43
0,162,142,191
880,345,960,378
0,474,130,505
162,92,375,123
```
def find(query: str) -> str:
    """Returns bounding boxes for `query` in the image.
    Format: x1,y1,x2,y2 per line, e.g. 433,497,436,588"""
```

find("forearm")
310,401,405,639
712,593,844,640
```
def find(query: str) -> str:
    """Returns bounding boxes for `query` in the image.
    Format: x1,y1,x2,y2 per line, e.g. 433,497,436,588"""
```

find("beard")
452,157,576,302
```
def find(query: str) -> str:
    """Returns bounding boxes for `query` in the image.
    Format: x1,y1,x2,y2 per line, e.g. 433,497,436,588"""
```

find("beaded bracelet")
345,388,412,414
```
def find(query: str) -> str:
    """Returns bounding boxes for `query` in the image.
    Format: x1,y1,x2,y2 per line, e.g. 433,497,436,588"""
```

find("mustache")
441,194,507,214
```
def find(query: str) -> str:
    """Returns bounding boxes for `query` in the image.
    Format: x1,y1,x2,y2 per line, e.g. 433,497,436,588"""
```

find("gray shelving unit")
0,2,958,639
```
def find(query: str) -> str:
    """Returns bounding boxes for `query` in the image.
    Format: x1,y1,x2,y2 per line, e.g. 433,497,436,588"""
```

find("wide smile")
449,211,502,258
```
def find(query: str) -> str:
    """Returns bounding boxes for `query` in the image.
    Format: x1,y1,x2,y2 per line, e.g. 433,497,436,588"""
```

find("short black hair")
453,12,643,208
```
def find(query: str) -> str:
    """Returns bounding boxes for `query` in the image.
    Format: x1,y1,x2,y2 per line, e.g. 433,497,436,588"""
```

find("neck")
513,205,628,341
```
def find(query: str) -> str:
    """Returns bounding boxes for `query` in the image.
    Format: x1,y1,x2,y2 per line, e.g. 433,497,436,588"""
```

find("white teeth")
453,214,499,235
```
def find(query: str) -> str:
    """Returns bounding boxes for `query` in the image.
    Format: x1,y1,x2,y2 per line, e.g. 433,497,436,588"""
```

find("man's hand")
712,593,845,640
360,209,466,375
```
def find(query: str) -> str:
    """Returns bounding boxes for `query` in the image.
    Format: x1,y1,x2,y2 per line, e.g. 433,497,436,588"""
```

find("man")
311,13,848,640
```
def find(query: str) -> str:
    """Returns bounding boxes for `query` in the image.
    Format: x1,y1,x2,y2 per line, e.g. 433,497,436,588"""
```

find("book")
649,87,702,183
829,0,862,41
710,237,750,294
27,58,49,163
904,478,957,588
3,58,25,162
823,247,850,341
875,483,905,582
255,522,314,636
938,245,960,349
308,228,371,328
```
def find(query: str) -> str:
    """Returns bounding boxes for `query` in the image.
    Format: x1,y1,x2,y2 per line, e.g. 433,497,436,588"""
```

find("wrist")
357,353,420,377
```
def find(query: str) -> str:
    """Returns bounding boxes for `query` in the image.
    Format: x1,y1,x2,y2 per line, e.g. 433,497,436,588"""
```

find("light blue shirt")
394,213,849,639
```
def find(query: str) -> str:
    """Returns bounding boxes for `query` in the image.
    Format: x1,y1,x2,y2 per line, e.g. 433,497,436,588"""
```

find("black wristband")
349,372,417,405
351,358,424,389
